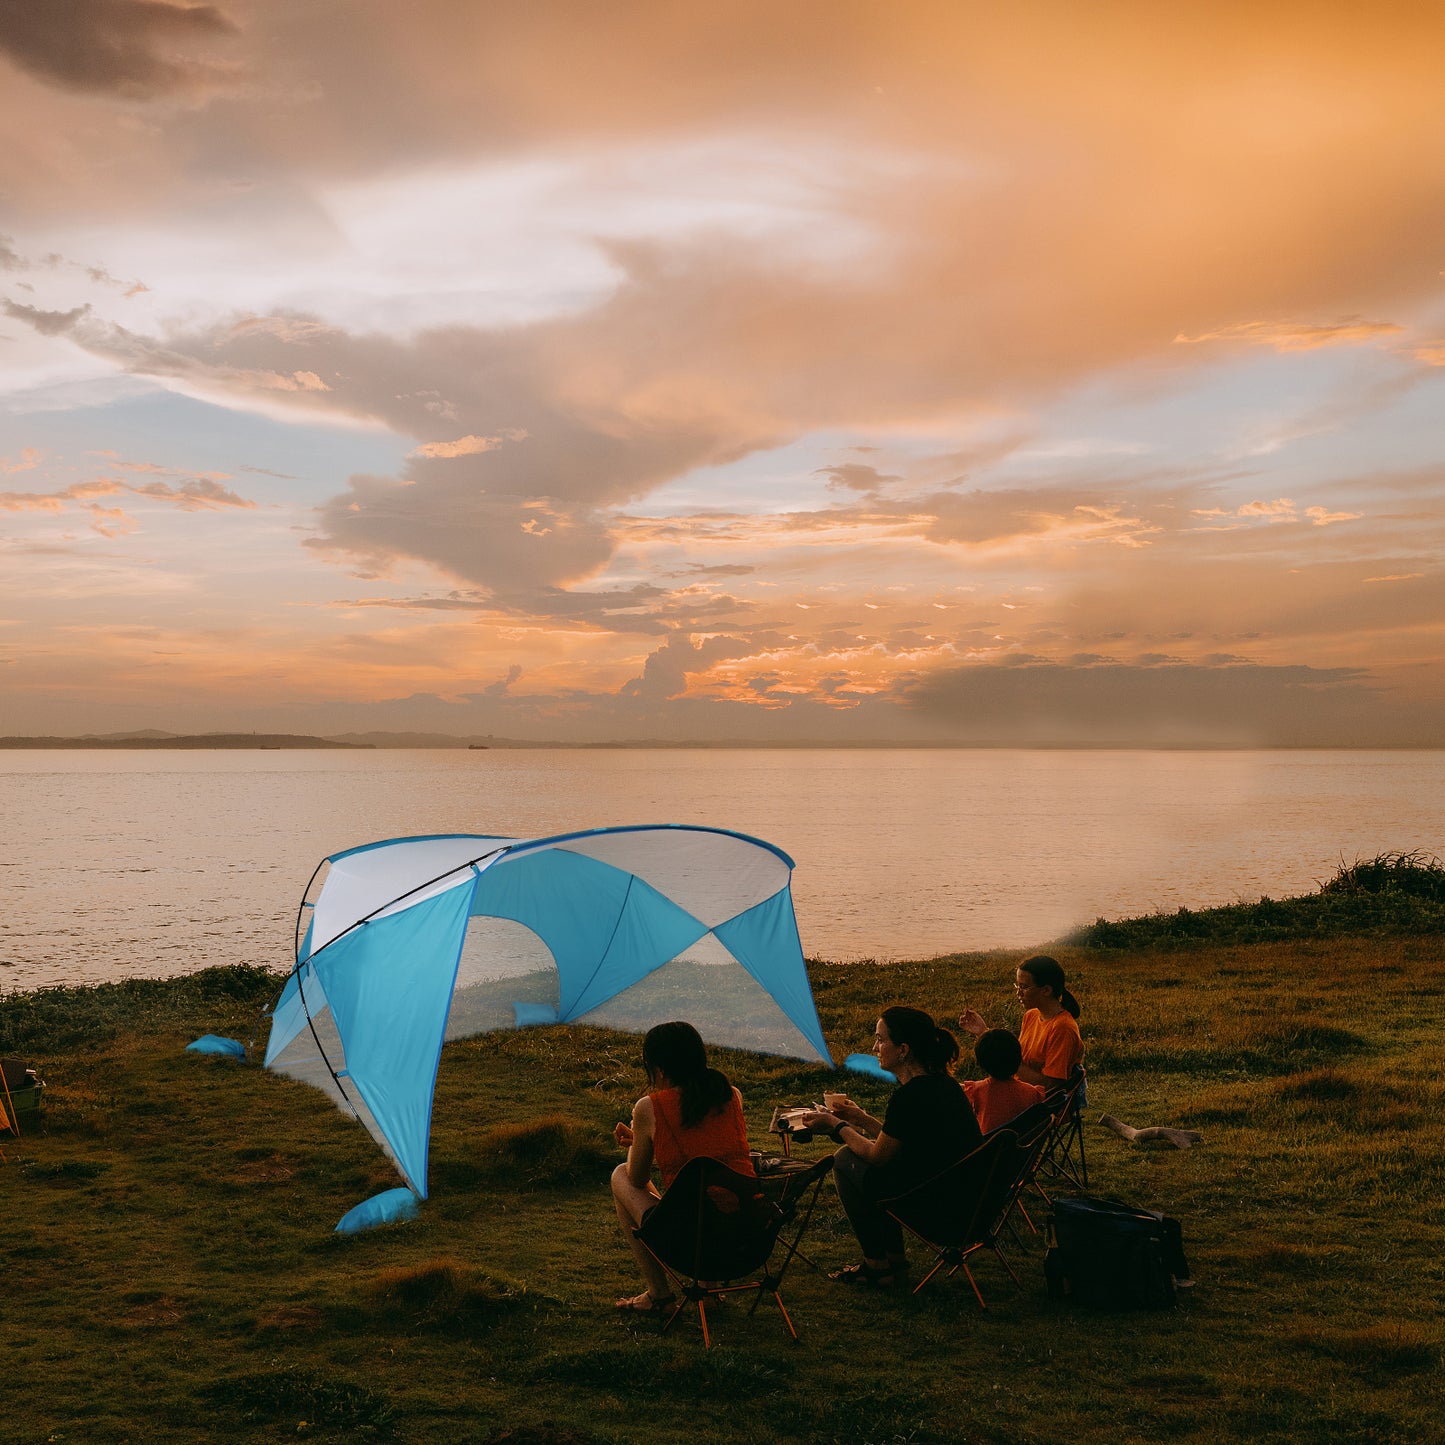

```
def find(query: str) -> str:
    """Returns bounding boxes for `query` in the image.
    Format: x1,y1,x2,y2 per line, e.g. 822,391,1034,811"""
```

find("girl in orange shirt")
610,1020,754,1313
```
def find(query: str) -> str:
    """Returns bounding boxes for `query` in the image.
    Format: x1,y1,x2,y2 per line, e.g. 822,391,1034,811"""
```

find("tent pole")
285,843,512,1148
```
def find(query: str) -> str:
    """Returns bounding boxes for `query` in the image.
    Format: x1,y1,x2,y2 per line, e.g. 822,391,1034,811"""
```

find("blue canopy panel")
466,847,709,1018
269,877,475,1197
310,878,474,1196
713,885,829,1062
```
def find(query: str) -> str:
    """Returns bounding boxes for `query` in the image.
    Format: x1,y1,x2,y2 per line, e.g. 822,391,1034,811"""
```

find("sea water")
1,748,1440,990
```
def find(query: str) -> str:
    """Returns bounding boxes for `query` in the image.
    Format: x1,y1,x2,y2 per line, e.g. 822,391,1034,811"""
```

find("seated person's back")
649,1079,753,1188
963,1028,1045,1134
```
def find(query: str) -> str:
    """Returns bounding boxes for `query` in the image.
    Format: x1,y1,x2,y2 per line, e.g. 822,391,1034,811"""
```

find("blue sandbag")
186,1035,246,1059
512,1001,559,1026
335,1187,420,1234
843,1052,897,1084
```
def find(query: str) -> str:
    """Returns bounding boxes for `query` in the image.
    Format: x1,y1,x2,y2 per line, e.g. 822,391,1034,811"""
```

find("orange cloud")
0,447,40,474
1237,498,1297,519
251,369,330,392
0,475,251,520
410,431,527,460
1173,319,1403,351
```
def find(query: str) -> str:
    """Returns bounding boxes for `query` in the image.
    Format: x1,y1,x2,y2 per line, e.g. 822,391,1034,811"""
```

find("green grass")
3,885,1444,1444
1067,850,1445,948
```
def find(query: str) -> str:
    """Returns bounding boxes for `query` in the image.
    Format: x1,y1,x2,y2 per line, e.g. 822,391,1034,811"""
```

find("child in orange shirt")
962,1028,1045,1134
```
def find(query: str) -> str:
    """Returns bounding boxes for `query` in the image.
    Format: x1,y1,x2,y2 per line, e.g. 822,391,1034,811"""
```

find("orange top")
963,1076,1046,1134
649,1086,755,1190
1018,1008,1083,1082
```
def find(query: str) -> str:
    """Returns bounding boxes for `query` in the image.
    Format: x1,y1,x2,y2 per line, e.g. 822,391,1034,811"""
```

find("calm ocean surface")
2,748,1441,991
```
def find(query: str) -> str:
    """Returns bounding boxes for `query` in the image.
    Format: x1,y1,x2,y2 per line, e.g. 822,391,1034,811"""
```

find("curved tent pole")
286,842,512,1139
500,821,795,870
246,855,333,1063
293,854,329,962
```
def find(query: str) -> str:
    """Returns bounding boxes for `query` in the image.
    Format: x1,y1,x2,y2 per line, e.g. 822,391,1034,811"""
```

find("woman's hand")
958,1007,988,1038
827,1097,867,1125
613,1121,635,1148
800,1110,841,1135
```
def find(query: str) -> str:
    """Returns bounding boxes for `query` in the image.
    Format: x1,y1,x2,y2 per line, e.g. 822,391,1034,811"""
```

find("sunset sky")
1,1,1442,744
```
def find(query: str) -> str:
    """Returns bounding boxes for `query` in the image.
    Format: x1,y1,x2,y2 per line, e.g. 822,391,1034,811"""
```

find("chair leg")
959,1259,988,1310
770,1289,800,1342
991,1241,1021,1288
911,1254,950,1293
659,1299,683,1336
697,1299,712,1349
773,1177,829,1278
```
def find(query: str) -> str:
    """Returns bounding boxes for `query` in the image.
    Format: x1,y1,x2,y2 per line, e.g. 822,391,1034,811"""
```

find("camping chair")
878,1127,1032,1308
1034,1066,1089,1195
985,1098,1057,1246
634,1153,832,1348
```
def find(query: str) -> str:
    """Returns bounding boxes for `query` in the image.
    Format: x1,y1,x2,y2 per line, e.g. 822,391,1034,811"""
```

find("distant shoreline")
0,734,372,750
1,733,1442,751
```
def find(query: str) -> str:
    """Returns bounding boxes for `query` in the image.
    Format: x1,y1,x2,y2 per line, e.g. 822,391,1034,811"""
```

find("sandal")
614,1290,678,1313
828,1262,896,1287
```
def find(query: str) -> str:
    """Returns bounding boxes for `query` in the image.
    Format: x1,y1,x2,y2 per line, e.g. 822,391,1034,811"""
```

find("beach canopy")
264,825,832,1198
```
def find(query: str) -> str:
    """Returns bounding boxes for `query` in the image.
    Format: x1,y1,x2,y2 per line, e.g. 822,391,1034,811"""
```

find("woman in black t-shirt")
802,1006,981,1286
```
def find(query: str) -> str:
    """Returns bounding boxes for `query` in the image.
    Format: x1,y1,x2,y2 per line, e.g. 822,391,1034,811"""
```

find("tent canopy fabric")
265,825,832,1199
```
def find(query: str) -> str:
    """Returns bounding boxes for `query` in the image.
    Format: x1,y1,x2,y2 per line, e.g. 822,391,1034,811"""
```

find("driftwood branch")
1098,1113,1202,1150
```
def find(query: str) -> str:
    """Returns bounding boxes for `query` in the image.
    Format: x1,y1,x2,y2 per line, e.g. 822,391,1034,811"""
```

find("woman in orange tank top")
610,1021,754,1313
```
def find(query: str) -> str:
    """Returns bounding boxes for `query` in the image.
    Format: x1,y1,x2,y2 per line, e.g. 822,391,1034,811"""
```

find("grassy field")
3,868,1444,1445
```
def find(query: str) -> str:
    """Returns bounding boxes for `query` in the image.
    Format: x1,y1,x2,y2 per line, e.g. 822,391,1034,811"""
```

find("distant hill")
322,732,595,748
0,734,372,750
322,731,495,749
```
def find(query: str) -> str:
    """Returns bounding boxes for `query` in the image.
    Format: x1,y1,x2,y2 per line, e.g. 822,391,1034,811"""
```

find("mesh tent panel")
574,932,820,1060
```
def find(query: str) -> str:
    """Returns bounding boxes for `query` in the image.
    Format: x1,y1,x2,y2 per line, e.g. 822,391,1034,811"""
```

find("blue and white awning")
265,825,830,1199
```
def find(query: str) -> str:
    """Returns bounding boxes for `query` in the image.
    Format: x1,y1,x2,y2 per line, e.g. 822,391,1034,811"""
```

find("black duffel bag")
1046,1195,1190,1310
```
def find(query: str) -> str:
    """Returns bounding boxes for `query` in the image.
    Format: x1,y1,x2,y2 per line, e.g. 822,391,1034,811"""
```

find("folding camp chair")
634,1153,833,1348
878,1127,1031,1308
985,1098,1056,1245
1034,1066,1089,1195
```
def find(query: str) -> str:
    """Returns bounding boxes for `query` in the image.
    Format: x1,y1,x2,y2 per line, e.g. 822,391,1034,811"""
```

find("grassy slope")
3,914,1444,1444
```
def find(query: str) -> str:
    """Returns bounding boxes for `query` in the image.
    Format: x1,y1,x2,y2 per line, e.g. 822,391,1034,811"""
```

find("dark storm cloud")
0,0,238,99
620,634,753,701
909,660,1444,747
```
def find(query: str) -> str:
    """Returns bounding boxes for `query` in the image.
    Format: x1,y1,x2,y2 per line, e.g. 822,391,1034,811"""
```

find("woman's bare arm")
624,1095,656,1187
